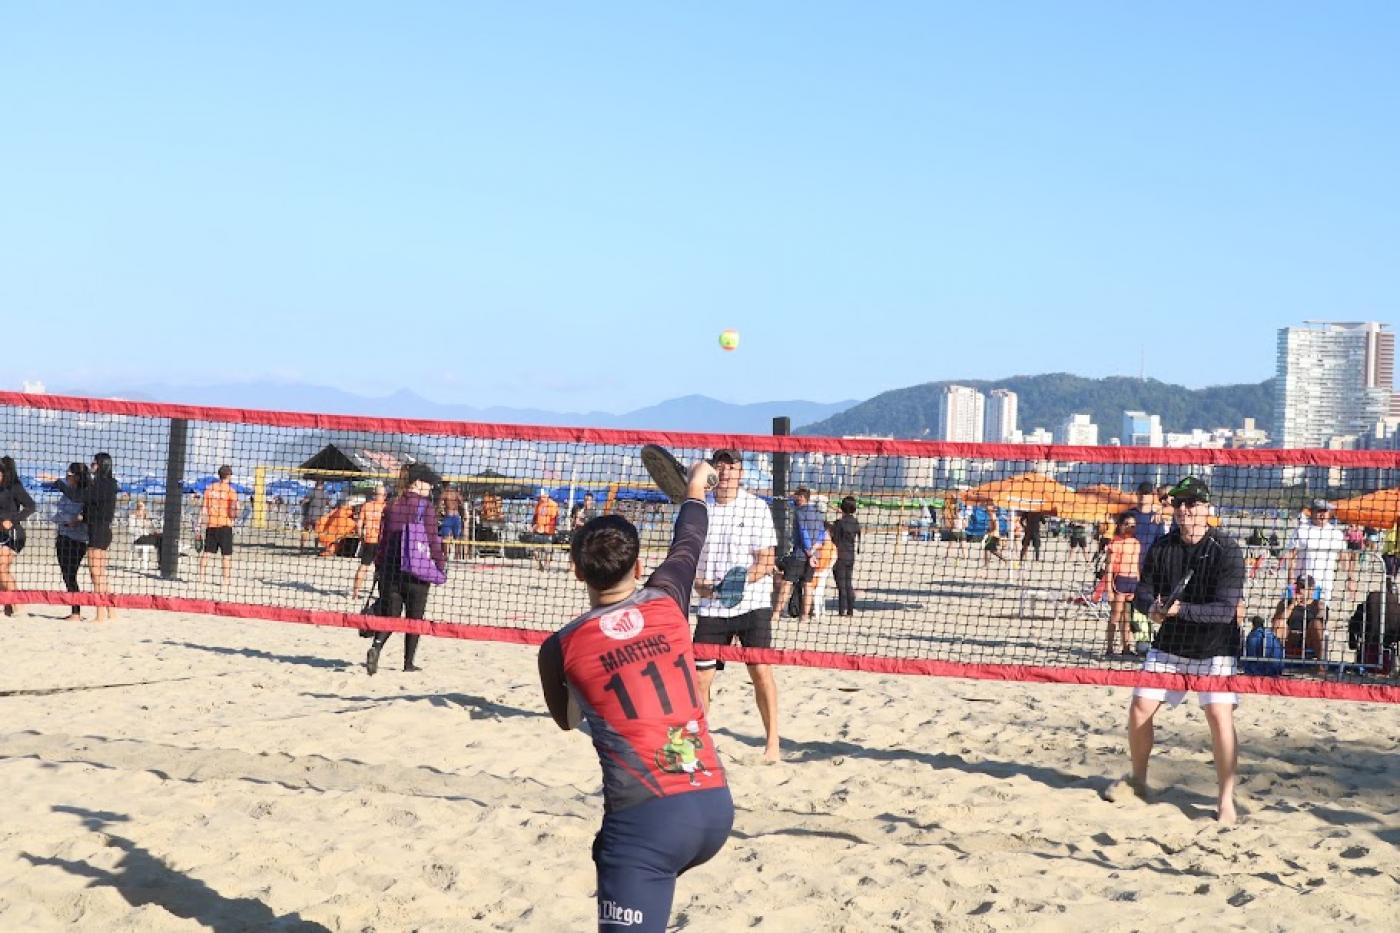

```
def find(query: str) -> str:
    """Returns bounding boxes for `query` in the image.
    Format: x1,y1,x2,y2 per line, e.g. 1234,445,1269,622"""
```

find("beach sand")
1,607,1397,931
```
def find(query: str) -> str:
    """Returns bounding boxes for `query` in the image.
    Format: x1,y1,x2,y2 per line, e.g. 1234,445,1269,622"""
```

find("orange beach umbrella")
963,472,1081,515
1331,488,1400,528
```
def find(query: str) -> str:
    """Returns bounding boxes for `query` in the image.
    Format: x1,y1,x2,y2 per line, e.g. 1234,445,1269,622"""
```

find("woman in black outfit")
50,462,91,620
831,495,861,617
0,456,36,618
83,451,120,623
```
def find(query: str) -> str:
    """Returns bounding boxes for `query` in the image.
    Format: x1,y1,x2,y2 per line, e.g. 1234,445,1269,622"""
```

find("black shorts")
359,541,378,566
694,608,772,671
203,526,234,556
983,536,1000,553
780,553,812,584
89,524,113,551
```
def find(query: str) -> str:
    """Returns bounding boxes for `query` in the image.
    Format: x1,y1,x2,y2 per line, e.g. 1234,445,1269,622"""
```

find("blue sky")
4,4,1397,412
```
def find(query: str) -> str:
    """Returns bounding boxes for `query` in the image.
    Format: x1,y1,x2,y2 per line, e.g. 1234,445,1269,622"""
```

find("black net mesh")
3,396,1397,691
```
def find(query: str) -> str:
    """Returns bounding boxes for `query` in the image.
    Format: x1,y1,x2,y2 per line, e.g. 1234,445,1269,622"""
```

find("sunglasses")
1170,497,1204,510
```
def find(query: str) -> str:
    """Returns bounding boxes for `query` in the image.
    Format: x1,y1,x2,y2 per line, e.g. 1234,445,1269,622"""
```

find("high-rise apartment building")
938,385,985,442
1276,322,1394,448
1058,413,1098,446
1122,410,1163,447
984,389,1018,443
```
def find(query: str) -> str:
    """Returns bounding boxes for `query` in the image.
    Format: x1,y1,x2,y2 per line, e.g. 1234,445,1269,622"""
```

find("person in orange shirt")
198,465,239,588
531,489,560,571
351,483,387,602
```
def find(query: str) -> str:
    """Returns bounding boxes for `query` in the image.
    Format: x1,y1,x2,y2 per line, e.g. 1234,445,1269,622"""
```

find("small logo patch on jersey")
599,606,645,641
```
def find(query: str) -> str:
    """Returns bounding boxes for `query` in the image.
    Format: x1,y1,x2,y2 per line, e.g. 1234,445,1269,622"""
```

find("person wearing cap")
1284,498,1346,625
530,489,561,571
1105,475,1246,825
366,463,446,675
1270,573,1326,662
692,448,782,763
1120,481,1166,571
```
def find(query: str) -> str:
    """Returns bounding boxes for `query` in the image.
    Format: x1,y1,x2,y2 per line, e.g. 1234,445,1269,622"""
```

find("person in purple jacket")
366,463,445,675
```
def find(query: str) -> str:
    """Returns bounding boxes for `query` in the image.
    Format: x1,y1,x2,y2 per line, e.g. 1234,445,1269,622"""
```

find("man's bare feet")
1101,776,1149,803
763,745,781,764
1216,800,1238,825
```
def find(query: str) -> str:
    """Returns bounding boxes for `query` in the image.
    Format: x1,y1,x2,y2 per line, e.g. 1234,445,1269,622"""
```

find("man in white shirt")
1285,499,1346,614
693,448,781,763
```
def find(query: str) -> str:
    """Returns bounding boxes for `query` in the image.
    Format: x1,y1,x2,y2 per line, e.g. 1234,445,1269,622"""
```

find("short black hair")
840,495,857,514
217,465,233,479
794,487,811,501
571,514,640,590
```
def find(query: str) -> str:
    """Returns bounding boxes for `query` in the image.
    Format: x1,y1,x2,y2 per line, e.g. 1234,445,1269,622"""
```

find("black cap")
1136,481,1155,495
710,448,742,465
1167,475,1211,503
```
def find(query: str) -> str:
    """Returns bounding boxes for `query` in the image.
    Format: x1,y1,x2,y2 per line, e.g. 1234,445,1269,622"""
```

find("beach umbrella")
183,476,254,495
963,472,1081,515
1331,487,1400,528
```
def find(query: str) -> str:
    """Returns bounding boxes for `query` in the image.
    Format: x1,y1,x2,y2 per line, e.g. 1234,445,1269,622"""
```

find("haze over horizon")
5,5,1395,411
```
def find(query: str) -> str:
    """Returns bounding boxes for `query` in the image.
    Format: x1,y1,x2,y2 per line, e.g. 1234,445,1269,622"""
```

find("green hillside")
797,373,1276,440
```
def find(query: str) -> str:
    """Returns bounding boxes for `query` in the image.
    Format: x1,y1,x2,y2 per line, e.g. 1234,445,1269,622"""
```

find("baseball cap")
1167,475,1211,503
710,448,742,465
1310,498,1331,511
1136,481,1154,495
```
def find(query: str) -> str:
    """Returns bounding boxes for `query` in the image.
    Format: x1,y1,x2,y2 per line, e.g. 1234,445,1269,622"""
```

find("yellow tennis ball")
719,329,740,351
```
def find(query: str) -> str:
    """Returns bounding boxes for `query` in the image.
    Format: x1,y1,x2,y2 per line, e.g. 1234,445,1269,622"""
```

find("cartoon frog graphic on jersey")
655,720,711,786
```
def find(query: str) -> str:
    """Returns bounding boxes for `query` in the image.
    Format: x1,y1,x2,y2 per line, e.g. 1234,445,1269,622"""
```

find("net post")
772,416,791,558
160,418,188,579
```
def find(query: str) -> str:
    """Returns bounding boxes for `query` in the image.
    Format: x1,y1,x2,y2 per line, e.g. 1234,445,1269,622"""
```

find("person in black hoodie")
1104,475,1245,825
0,456,36,618
82,452,120,623
831,496,861,617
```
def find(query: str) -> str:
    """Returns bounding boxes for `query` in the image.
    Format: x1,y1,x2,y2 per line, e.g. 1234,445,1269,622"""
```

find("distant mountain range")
54,382,860,437
51,374,1275,441
799,373,1277,439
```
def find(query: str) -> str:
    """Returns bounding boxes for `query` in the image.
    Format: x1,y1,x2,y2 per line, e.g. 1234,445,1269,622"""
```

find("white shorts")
1132,649,1238,708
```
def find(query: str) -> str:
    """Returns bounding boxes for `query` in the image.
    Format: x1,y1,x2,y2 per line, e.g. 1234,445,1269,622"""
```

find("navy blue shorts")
593,787,733,932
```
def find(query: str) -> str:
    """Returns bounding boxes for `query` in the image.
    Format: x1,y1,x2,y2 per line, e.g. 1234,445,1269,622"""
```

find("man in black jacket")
1104,476,1245,825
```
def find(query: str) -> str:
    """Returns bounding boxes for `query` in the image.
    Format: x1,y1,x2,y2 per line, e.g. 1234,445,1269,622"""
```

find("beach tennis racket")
640,444,716,504
715,565,748,608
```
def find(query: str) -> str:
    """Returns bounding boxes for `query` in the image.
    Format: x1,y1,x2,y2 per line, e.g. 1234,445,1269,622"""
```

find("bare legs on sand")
1106,696,1238,825
697,664,780,764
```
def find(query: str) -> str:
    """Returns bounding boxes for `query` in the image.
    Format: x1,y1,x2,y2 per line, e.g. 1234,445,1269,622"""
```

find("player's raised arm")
647,461,715,613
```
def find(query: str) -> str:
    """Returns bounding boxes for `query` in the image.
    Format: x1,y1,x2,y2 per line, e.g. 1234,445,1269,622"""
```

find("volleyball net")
3,391,1397,703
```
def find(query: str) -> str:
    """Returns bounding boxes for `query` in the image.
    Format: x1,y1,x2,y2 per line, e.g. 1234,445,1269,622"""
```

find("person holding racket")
1104,475,1246,824
691,448,782,764
538,458,731,933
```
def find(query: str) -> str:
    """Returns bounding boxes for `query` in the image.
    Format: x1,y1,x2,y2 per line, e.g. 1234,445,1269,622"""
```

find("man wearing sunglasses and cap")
1105,475,1246,824
1283,498,1346,630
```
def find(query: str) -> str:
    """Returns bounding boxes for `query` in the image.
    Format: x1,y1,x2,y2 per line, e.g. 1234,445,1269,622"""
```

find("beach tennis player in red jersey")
539,460,733,932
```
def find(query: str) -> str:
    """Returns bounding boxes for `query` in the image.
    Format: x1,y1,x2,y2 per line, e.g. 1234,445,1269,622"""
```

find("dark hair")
1248,615,1267,629
217,465,233,479
1115,512,1137,533
840,495,857,515
0,456,18,488
794,487,811,501
571,514,640,590
92,451,114,480
68,462,91,490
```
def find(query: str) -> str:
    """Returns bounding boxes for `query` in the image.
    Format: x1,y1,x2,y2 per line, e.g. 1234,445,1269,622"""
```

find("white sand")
1,608,1397,931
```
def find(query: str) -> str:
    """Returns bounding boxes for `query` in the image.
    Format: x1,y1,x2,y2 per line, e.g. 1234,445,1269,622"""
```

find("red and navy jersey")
551,501,726,812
